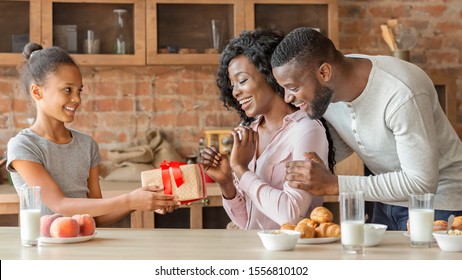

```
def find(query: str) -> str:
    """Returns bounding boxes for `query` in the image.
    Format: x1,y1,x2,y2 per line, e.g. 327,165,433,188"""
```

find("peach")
50,217,80,238
72,214,96,236
40,214,63,237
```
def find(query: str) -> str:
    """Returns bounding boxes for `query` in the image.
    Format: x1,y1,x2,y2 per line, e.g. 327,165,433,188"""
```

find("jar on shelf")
112,9,131,54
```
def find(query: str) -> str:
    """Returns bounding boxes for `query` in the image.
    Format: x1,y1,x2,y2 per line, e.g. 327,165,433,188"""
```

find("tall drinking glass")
340,191,365,254
19,186,41,246
409,193,434,248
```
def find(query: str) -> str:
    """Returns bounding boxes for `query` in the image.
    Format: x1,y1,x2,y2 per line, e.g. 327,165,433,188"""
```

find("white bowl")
257,230,301,251
432,231,462,252
364,223,387,247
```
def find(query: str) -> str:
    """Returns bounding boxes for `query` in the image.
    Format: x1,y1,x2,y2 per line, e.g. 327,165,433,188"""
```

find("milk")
409,208,434,242
341,220,364,245
20,209,41,245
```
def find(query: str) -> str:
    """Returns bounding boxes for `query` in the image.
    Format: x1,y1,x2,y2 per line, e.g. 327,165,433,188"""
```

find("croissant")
280,223,296,231
315,222,341,238
295,223,316,238
297,218,318,229
310,206,333,224
433,220,448,231
452,216,462,230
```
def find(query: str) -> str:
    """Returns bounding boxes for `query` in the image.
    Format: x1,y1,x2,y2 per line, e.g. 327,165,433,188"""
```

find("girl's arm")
11,160,178,221
85,166,133,226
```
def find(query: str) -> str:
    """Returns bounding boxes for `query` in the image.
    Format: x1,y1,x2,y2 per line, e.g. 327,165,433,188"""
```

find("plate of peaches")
281,207,341,245
39,214,97,244
40,233,97,244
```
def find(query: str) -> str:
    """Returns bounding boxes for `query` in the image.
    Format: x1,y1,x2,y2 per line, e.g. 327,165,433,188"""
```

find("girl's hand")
128,185,180,211
230,126,257,178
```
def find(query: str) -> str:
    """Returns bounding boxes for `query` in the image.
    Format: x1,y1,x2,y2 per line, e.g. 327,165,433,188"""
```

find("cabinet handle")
201,198,209,206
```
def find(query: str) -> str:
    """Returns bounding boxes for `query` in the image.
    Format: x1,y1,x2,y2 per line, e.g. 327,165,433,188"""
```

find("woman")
201,29,335,230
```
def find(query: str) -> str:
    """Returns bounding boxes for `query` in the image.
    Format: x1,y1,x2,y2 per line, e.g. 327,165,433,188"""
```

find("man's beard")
308,80,334,120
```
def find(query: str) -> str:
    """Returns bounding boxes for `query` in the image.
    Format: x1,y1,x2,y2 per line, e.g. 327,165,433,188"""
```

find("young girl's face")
36,64,83,124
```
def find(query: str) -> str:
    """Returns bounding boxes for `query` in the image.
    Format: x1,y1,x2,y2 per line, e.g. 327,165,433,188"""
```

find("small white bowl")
432,231,462,252
257,230,301,251
364,223,387,247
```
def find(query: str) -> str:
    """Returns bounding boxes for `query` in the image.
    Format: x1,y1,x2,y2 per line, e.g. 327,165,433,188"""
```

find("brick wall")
1,0,461,173
338,0,462,138
0,65,239,162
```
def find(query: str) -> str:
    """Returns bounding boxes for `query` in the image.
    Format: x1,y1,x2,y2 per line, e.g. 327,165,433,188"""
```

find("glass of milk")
409,193,434,248
340,191,365,254
18,186,41,246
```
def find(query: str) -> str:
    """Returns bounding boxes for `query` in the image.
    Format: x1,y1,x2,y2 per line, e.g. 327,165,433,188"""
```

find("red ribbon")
160,161,186,195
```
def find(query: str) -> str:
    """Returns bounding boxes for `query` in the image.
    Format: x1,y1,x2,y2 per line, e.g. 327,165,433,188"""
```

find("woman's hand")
230,126,257,178
200,145,236,199
200,146,233,185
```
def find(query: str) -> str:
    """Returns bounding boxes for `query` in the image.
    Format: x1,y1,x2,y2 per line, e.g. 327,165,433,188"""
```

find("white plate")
40,233,96,244
298,237,340,244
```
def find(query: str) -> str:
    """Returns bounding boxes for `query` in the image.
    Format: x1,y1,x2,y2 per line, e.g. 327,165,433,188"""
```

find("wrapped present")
140,161,206,204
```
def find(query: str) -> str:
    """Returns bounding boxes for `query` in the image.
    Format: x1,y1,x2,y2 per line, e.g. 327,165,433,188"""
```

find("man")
271,27,462,230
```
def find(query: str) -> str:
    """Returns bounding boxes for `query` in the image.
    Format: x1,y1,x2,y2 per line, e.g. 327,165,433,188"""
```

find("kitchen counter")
0,181,224,228
0,182,338,228
0,227,458,260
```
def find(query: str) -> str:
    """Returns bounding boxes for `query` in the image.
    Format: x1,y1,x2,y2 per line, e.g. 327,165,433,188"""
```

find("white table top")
0,227,459,260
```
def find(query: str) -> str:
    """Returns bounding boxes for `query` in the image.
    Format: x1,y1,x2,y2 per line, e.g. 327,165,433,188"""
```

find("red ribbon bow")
160,161,186,195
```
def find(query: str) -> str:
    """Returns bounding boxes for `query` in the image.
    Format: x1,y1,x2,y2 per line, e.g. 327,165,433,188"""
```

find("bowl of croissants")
280,206,341,244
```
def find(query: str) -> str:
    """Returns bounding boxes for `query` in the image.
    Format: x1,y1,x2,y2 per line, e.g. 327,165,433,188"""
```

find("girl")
7,43,179,226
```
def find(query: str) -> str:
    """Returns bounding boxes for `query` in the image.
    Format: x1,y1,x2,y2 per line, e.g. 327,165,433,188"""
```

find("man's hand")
285,152,339,196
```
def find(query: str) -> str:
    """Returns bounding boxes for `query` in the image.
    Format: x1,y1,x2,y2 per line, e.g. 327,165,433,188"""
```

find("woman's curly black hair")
216,28,287,126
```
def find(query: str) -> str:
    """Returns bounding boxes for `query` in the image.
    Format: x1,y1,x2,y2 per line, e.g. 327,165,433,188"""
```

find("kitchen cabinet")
0,0,41,66
245,0,339,46
41,0,146,65
146,0,338,65
146,0,245,65
1,0,338,66
430,74,458,132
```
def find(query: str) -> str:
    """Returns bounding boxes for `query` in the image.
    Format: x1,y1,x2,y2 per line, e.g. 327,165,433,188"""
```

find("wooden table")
0,227,458,260
0,181,224,229
0,182,338,228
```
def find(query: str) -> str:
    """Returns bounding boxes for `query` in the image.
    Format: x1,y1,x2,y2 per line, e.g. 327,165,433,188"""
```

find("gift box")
140,161,206,204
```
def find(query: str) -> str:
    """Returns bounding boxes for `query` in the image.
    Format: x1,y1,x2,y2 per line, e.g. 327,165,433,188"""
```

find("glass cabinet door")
41,0,146,65
0,0,41,65
146,0,245,65
245,0,339,46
